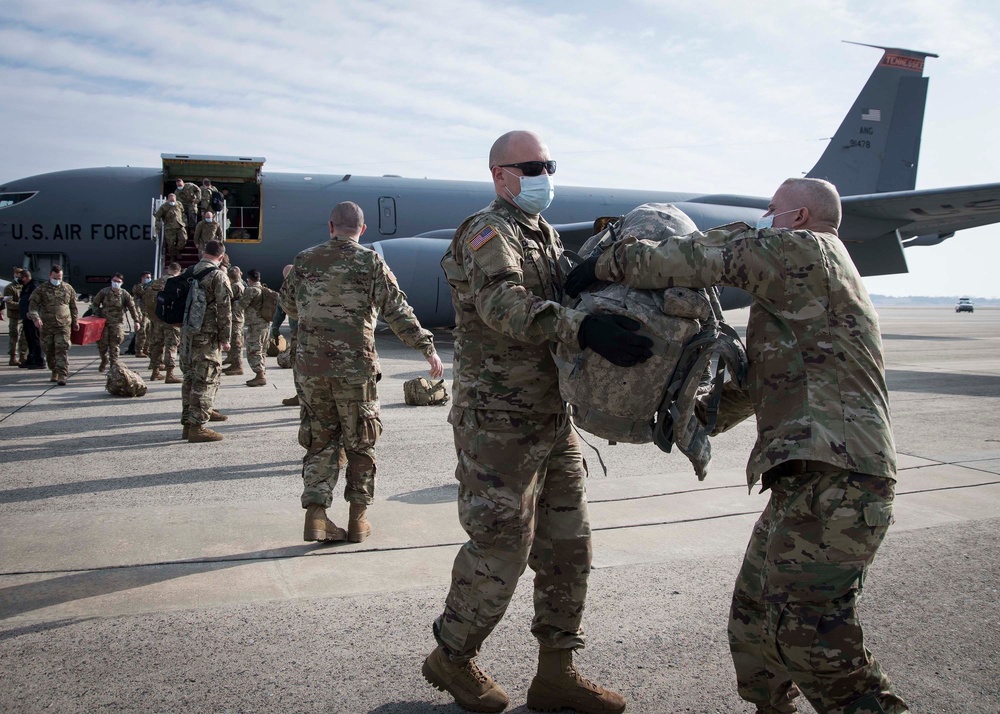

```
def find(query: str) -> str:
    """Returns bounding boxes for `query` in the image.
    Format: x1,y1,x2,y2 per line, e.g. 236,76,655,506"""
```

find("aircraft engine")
370,237,456,328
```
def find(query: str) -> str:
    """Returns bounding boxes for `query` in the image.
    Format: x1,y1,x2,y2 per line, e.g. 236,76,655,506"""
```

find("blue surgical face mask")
111,281,122,289
50,278,62,286
143,277,151,285
756,208,802,231
205,217,213,223
504,169,555,215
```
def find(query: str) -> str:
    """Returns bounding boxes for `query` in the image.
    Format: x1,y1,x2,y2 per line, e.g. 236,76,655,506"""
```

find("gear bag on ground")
404,377,450,406
555,203,748,480
105,362,148,397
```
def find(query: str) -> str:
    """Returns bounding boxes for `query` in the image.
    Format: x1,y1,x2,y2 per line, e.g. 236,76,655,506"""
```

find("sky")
1,0,998,297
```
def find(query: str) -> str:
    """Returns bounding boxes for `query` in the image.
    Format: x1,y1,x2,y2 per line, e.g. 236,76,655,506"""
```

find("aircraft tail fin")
806,42,938,196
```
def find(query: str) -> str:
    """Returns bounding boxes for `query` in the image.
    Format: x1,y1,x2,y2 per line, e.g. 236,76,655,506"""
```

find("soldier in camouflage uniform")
280,201,443,546
92,273,139,372
194,211,224,254
198,179,222,216
180,241,232,442
131,271,152,358
27,265,78,385
223,266,245,370
274,264,300,407
233,269,272,386
425,131,647,714
3,267,27,365
154,194,187,262
174,179,201,240
145,263,182,383
567,177,908,714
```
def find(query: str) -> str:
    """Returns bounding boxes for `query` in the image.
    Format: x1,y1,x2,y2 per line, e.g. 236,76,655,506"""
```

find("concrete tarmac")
0,306,998,713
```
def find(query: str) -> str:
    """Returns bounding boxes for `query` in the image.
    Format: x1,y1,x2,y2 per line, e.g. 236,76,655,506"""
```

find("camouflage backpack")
403,377,449,406
555,203,748,481
257,286,279,322
105,363,147,397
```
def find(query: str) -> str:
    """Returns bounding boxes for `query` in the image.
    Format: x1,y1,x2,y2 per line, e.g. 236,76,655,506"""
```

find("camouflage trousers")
134,314,148,354
229,317,245,356
98,320,126,364
40,325,71,379
433,408,592,662
148,321,180,369
164,226,186,259
297,374,381,508
245,318,268,374
729,469,908,714
7,314,25,358
180,332,222,426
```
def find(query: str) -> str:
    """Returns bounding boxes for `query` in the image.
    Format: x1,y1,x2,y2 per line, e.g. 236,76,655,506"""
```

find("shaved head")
489,130,546,168
779,178,842,228
329,201,365,237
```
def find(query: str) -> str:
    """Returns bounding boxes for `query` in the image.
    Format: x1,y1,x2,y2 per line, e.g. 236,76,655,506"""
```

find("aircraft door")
26,252,71,281
378,196,397,235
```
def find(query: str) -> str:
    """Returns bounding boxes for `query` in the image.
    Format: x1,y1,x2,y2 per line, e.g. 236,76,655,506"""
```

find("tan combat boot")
246,371,267,387
209,410,228,422
182,425,189,440
98,357,108,373
281,394,300,407
348,503,372,542
526,646,626,714
164,368,182,384
422,646,509,713
188,425,224,442
8,356,17,366
50,371,58,382
223,362,244,376
150,367,164,381
303,504,347,542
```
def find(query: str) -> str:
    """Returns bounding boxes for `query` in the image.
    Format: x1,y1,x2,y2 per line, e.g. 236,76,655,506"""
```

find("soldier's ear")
359,224,367,238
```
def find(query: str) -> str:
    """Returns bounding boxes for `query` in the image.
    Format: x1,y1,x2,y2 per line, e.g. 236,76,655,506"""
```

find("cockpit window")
0,192,37,210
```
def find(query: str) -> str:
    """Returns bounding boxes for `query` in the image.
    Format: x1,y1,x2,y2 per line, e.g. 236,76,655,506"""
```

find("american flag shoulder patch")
468,225,499,251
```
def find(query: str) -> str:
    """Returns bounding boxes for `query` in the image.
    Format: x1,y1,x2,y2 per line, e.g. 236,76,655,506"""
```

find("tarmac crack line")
3,479,999,579
0,358,99,425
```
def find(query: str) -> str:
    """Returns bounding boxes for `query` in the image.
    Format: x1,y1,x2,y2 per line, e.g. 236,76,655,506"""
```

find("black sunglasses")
497,160,557,177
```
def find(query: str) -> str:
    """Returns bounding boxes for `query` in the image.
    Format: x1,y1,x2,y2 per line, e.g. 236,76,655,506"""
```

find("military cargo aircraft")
1,43,998,327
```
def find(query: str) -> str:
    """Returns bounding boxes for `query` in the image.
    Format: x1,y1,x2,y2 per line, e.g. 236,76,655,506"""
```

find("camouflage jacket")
131,282,146,313
241,284,267,327
280,235,436,382
3,281,22,319
93,286,139,326
441,198,585,413
145,276,168,321
194,220,224,248
27,281,78,329
596,223,896,487
188,259,232,341
230,280,246,322
154,201,186,228
199,187,221,212
175,183,201,209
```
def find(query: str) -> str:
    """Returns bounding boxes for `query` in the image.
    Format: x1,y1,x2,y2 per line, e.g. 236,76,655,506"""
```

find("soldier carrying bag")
404,377,450,406
156,266,219,326
555,203,748,481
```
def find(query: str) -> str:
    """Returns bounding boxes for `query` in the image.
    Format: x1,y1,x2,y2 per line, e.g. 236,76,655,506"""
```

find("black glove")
565,256,600,299
578,314,653,367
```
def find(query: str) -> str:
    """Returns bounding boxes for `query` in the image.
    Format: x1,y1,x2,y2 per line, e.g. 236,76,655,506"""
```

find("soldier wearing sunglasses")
423,130,647,713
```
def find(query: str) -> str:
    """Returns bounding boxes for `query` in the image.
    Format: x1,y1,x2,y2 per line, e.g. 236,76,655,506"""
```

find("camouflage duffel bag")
556,203,747,480
276,344,293,369
403,377,449,406
106,362,148,397
267,334,287,357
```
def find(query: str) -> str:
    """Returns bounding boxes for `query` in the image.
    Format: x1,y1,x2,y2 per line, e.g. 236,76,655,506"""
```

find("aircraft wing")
839,182,1000,275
